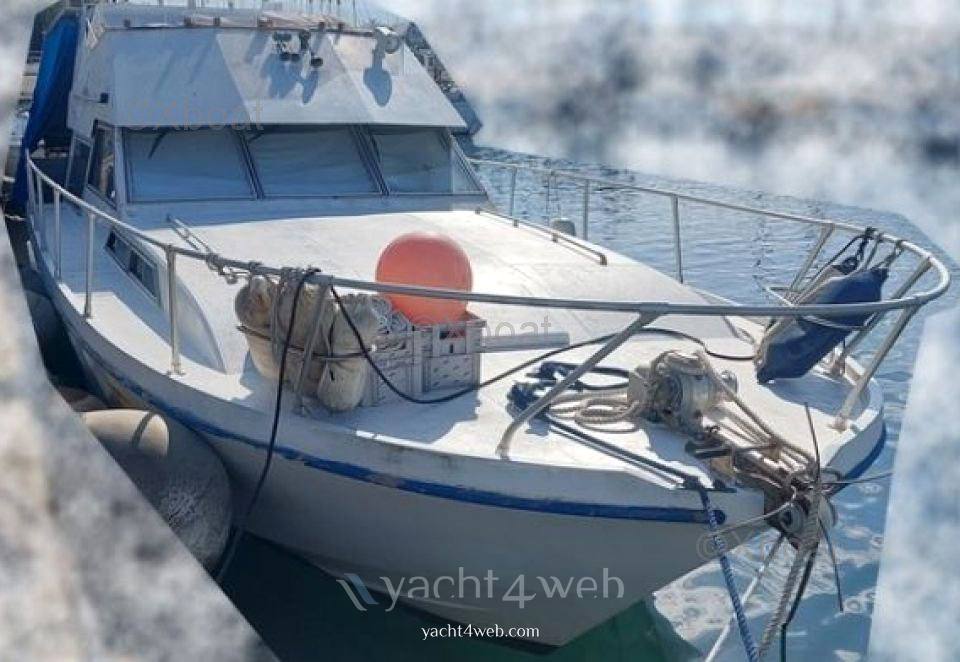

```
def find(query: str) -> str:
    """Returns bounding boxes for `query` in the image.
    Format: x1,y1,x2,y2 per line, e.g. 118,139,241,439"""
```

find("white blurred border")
0,0,42,165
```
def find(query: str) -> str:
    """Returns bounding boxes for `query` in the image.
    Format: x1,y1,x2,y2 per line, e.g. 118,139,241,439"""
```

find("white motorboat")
16,1,950,649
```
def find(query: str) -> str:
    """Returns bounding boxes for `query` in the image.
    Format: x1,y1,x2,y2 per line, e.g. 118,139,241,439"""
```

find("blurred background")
388,0,960,260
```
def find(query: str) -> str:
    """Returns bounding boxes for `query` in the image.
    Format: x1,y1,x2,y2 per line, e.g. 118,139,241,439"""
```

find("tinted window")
87,126,116,204
106,231,159,300
125,128,254,202
66,141,91,197
367,127,480,194
244,126,379,197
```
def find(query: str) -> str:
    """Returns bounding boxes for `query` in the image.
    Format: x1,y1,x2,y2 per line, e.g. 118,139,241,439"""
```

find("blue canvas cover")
756,266,888,383
10,14,79,206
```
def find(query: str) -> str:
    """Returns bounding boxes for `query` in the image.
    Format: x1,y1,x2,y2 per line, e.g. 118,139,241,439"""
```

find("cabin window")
106,230,159,300
66,140,92,197
124,128,255,202
366,127,481,195
87,125,117,204
243,126,379,197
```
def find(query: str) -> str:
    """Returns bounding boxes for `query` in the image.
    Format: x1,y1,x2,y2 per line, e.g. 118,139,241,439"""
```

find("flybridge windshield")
122,125,481,202
244,127,379,197
125,128,255,201
368,127,481,195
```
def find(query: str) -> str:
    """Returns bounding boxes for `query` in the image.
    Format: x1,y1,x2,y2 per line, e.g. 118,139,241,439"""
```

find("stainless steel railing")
24,155,951,443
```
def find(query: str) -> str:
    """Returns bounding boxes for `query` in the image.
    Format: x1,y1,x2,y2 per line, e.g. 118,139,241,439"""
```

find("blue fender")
756,266,888,383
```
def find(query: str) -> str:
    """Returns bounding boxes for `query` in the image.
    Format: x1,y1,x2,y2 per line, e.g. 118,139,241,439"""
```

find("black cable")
823,470,892,487
215,280,752,580
216,268,320,582
329,285,619,405
330,286,756,409
635,326,756,362
545,413,701,488
780,547,819,662
804,229,875,287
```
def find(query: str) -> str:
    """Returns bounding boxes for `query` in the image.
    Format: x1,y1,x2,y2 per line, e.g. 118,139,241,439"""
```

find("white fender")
317,294,379,412
82,410,232,571
56,385,107,413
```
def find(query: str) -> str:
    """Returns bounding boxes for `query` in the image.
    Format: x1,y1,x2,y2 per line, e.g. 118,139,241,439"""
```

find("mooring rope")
757,405,825,659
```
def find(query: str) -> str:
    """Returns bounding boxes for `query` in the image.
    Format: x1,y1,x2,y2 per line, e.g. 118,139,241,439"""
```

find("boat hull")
70,340,718,645
207,432,715,646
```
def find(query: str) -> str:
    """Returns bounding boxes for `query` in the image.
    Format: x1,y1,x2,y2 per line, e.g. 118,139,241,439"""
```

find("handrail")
25,154,951,435
476,207,608,265
465,156,950,301
469,158,881,235
27,157,949,316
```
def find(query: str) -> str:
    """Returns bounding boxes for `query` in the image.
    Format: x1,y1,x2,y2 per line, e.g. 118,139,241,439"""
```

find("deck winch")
629,350,739,435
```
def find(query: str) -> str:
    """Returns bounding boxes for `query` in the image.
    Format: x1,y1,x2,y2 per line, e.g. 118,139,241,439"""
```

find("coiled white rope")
549,388,642,431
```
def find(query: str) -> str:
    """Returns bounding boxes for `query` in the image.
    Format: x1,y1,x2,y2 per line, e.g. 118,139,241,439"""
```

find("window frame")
85,122,118,208
122,127,258,204
105,229,161,304
362,126,484,197
65,135,93,202
240,124,385,200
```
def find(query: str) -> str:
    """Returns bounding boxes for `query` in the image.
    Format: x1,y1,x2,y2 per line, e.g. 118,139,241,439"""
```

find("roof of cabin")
68,3,465,134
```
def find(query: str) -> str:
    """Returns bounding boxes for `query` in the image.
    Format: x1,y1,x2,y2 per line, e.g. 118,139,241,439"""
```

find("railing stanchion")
835,305,919,428
25,161,32,212
544,171,553,222
581,180,590,240
788,225,834,301
166,247,184,375
83,211,95,318
36,168,45,252
830,257,932,374
497,313,659,457
671,195,684,283
508,165,518,219
25,162,36,224
53,189,62,280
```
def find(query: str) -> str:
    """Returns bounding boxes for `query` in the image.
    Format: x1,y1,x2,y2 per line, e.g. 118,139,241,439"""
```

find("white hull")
71,335,718,645
212,434,713,646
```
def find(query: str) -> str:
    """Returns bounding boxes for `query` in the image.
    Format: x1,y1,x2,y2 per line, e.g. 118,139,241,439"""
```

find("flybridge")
87,3,395,32
84,0,401,28
68,2,466,134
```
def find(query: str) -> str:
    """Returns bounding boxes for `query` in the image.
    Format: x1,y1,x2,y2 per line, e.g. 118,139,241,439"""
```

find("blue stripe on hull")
61,322,721,525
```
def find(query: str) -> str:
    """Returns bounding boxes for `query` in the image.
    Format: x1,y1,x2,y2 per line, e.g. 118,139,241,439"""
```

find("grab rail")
24,154,951,440
476,207,608,265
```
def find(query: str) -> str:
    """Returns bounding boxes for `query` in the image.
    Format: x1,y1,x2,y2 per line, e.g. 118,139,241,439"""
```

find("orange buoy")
375,232,473,326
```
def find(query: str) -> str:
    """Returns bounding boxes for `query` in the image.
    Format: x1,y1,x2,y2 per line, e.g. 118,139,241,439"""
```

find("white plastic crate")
361,315,485,406
422,315,485,392
361,327,424,407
